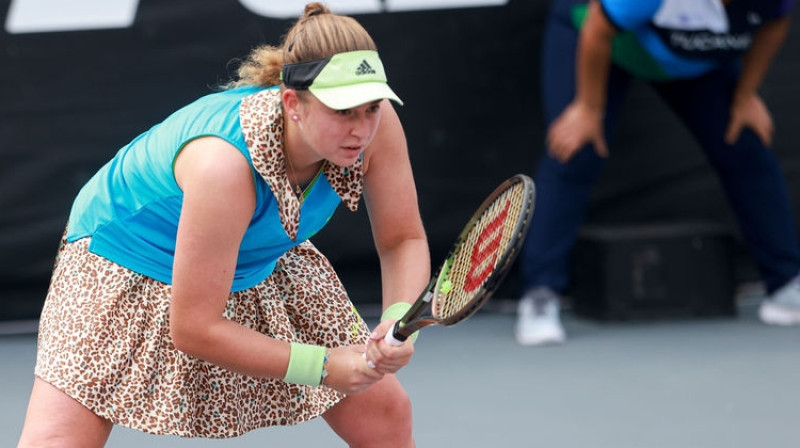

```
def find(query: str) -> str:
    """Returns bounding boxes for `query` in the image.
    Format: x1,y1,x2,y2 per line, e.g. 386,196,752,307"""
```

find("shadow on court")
1,298,798,448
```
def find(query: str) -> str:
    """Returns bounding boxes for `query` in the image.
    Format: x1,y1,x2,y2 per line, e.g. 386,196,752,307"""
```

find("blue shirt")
573,0,794,80
67,86,342,291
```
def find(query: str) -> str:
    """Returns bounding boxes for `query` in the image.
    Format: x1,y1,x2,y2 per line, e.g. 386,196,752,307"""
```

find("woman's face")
296,95,383,167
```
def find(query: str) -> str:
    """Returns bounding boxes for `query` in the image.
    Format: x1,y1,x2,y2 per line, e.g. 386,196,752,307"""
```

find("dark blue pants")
520,0,800,295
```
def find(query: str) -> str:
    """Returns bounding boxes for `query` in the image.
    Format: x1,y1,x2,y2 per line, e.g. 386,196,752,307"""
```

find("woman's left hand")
725,93,774,147
363,319,415,374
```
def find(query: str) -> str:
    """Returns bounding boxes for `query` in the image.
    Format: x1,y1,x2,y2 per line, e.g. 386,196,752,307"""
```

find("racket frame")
388,174,535,343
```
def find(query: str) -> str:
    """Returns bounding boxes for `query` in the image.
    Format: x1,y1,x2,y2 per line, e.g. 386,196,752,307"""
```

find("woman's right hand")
323,345,385,395
546,101,608,163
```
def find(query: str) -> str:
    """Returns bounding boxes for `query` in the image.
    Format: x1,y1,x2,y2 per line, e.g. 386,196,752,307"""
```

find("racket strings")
433,183,529,319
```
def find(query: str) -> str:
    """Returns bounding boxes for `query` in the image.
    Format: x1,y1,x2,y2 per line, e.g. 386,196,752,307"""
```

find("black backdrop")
2,0,799,320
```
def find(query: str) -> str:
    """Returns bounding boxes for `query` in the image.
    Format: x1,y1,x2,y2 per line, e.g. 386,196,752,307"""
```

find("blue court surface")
2,296,798,447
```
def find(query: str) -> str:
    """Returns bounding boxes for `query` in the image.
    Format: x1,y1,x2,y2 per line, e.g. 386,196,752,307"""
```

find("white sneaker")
515,287,566,346
759,274,800,326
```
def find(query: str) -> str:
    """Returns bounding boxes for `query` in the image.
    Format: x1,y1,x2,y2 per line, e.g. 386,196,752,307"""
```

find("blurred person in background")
517,0,800,346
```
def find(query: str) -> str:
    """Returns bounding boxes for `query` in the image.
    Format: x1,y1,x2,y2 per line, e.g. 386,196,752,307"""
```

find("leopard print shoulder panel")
239,89,363,241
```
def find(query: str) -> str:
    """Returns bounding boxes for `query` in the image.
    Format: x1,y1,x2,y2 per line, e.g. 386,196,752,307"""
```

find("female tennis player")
17,3,428,447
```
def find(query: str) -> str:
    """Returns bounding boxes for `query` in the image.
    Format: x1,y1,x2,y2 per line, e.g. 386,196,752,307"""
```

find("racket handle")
384,321,407,346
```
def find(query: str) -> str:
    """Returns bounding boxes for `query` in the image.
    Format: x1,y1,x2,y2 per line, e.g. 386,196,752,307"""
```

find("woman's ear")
282,89,300,118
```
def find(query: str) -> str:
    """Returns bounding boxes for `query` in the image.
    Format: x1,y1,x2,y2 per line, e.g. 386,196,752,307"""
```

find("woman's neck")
283,116,324,186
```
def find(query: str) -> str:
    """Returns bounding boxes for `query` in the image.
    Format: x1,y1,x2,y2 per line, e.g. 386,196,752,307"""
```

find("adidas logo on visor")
355,60,376,75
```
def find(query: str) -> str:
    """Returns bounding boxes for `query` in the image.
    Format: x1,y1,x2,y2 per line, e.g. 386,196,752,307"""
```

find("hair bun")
304,2,330,17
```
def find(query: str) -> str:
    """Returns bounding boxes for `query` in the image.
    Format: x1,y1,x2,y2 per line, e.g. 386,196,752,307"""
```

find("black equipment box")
571,222,736,321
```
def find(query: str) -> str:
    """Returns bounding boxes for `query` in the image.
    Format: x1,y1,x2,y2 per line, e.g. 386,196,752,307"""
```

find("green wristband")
381,302,419,343
283,343,327,386
381,302,412,322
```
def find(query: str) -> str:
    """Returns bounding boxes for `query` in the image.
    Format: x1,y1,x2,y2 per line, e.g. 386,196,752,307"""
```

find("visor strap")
281,57,331,90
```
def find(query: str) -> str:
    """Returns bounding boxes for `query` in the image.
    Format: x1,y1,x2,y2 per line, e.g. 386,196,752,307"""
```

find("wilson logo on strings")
464,200,510,293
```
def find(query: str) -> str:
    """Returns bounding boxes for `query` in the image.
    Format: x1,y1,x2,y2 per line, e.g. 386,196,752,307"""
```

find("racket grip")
384,321,407,346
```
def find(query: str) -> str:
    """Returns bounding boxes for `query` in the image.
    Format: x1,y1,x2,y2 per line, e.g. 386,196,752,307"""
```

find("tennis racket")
385,174,535,346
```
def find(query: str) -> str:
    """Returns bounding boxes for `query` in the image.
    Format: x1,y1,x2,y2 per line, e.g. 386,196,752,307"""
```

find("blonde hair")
227,3,378,88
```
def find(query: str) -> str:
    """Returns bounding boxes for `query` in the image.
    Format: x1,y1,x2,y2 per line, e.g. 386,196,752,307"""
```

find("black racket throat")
392,287,494,340
392,284,438,339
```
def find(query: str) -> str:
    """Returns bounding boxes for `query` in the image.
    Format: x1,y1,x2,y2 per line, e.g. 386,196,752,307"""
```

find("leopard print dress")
34,89,371,438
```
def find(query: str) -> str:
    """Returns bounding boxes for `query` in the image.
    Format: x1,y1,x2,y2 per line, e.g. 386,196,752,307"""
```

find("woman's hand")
725,92,774,147
546,101,608,163
323,345,385,395
363,319,415,375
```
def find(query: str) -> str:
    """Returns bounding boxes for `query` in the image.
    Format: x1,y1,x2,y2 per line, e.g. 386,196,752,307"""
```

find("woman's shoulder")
187,85,273,112
159,86,277,145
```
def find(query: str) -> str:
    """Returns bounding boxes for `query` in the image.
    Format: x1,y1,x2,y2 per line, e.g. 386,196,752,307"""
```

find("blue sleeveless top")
67,86,350,292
